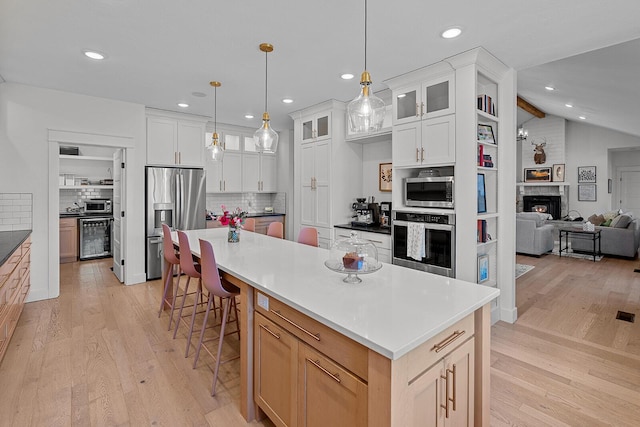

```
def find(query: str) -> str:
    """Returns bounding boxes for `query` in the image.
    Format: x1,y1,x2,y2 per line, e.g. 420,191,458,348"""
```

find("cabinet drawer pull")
307,358,341,383
271,309,320,341
259,323,280,339
431,330,465,353
416,148,419,162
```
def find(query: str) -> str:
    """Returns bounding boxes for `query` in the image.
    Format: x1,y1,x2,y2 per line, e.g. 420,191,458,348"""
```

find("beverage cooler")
79,217,113,260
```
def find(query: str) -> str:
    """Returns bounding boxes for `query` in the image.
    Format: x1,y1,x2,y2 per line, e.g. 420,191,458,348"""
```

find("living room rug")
551,242,603,261
515,264,534,279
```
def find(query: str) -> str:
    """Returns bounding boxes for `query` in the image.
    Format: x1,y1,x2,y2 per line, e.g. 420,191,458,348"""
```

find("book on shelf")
482,154,493,168
477,144,484,166
477,219,488,243
477,94,496,116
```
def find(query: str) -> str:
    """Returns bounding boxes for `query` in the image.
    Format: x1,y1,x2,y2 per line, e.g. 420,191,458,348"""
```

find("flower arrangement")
218,205,247,228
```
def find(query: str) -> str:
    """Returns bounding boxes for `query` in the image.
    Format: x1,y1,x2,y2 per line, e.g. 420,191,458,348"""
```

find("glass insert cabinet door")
394,86,419,124
301,113,331,142
393,76,454,125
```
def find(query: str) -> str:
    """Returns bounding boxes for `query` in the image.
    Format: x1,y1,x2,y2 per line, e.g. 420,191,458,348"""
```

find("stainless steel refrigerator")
145,166,206,280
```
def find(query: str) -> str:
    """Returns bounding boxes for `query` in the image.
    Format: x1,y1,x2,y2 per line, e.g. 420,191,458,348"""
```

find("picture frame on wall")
552,164,565,182
524,167,552,182
379,163,392,192
478,255,489,283
578,184,597,201
578,166,596,183
477,124,496,144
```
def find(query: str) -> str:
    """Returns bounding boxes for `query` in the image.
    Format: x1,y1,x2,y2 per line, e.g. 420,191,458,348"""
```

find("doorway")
617,167,640,213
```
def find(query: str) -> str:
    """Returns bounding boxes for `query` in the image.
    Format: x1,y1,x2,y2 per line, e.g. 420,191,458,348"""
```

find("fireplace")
523,195,561,220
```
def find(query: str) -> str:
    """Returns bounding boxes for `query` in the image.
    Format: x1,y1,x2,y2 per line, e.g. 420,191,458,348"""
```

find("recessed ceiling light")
565,103,573,108
282,98,294,104
245,114,254,119
579,116,586,120
192,92,206,98
441,27,462,39
177,103,189,108
341,73,354,80
83,50,105,60
544,86,555,91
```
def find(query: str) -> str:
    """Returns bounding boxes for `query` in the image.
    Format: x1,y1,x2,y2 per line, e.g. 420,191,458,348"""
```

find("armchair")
516,212,554,256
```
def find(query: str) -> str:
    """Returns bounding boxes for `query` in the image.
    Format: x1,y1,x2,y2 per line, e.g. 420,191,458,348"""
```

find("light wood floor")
1,255,639,426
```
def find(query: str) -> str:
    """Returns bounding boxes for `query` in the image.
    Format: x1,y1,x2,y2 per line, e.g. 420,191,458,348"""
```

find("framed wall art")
524,167,552,182
477,173,487,213
379,162,392,192
552,164,565,182
477,124,496,144
478,255,489,283
578,166,596,183
578,184,597,201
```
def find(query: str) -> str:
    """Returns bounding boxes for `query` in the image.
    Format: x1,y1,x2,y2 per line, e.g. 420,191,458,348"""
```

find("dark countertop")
206,212,285,221
0,230,32,265
334,223,391,235
59,212,114,218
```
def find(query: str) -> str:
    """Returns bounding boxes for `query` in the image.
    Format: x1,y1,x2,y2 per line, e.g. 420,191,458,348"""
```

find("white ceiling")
1,0,639,135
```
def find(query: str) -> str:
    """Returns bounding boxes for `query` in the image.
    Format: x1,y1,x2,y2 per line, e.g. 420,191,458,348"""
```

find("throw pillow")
591,214,605,226
603,210,619,221
602,219,613,227
613,214,633,228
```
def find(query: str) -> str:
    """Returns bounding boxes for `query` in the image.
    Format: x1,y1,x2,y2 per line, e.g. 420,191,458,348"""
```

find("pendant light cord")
364,0,367,71
214,86,217,134
264,50,268,113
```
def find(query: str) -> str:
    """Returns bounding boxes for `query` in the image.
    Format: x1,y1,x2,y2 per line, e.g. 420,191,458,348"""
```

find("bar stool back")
243,218,256,232
267,221,284,239
297,227,319,247
159,224,181,330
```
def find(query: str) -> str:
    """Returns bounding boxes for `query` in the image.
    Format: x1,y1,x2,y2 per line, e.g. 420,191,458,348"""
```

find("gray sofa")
571,213,640,258
516,212,554,256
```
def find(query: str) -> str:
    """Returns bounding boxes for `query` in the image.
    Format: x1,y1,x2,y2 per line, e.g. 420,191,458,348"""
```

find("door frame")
615,165,640,211
48,130,134,298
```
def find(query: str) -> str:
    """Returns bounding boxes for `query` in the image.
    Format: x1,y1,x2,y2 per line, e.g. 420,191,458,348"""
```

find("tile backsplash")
0,193,33,231
206,192,286,215
60,188,113,212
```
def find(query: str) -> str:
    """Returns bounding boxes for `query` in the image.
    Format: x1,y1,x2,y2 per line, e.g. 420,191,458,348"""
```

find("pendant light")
208,81,224,161
347,0,385,134
254,43,279,153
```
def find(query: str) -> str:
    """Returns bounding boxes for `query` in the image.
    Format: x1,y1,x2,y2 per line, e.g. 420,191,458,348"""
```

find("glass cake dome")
324,231,381,283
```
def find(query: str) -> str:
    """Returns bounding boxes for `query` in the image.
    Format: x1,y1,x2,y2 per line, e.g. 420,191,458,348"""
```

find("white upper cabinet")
301,112,331,143
146,111,206,167
392,74,455,126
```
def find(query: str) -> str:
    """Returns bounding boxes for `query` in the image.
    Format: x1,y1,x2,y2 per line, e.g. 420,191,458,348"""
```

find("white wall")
565,120,640,216
0,82,147,302
519,115,566,179
361,140,392,203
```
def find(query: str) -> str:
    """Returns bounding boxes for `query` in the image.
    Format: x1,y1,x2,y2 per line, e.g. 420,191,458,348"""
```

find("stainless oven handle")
393,220,454,231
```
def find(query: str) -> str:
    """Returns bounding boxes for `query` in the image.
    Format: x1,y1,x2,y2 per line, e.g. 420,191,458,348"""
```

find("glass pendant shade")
348,71,385,133
254,112,278,154
208,132,224,161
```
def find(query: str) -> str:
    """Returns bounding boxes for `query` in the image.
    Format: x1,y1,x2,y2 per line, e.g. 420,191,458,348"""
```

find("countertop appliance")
79,217,113,260
84,198,112,214
145,166,206,280
379,201,392,228
404,175,454,209
351,197,380,227
392,211,455,277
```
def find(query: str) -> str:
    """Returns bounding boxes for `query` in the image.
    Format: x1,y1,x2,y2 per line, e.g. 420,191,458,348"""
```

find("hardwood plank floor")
1,254,639,425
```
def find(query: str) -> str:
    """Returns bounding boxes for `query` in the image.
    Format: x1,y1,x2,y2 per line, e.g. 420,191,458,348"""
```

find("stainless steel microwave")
85,198,112,214
404,176,454,208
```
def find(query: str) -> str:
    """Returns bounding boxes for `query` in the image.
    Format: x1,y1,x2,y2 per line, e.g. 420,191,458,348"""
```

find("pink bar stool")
243,218,256,232
173,230,206,357
297,226,319,247
193,238,240,396
267,221,283,239
158,224,181,331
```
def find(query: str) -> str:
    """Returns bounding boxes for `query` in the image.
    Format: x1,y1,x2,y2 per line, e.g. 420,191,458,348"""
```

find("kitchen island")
174,228,499,426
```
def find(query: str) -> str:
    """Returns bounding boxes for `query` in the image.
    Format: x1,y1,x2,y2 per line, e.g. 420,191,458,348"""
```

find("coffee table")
559,228,601,261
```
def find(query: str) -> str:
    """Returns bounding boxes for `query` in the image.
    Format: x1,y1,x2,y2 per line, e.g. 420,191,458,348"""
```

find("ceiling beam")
517,96,545,118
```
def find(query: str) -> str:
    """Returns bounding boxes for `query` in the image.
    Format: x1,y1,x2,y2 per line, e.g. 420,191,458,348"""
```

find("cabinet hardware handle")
421,102,424,117
306,358,341,383
421,147,425,162
440,370,450,418
431,330,465,353
450,364,457,411
416,148,420,162
259,323,280,339
223,181,226,191
271,309,320,341
367,239,383,244
415,103,419,117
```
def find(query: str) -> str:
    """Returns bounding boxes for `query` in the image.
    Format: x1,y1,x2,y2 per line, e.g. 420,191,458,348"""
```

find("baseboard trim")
500,306,518,324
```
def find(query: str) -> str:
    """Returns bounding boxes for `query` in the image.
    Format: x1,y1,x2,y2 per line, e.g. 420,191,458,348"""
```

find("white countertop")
177,228,499,360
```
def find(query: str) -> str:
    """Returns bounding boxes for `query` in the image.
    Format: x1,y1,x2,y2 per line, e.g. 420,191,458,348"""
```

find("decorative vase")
228,225,240,243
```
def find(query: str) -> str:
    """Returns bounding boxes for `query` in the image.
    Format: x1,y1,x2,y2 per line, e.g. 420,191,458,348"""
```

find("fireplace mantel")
517,182,571,195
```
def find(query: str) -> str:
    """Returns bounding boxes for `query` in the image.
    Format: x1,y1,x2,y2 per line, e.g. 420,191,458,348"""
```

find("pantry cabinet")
146,110,207,167
59,218,78,263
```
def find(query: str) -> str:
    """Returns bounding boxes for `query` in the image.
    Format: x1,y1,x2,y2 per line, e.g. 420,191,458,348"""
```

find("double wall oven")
392,211,455,277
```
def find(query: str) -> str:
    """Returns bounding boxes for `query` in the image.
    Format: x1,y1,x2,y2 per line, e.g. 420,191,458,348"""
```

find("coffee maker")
351,198,380,226
379,201,392,228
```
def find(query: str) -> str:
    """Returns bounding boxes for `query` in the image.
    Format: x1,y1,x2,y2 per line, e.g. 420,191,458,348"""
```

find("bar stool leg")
158,262,173,317
173,276,192,339
185,278,203,357
193,293,214,369
212,297,231,396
